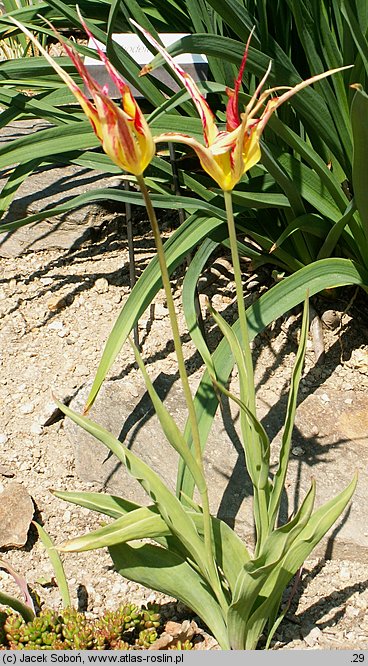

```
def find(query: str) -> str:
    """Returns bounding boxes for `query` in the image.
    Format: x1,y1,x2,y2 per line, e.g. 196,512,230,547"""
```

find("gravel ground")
0,219,368,650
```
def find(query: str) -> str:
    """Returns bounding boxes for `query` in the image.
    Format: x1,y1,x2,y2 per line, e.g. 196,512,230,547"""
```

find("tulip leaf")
109,540,230,649
267,297,309,529
178,258,368,501
55,400,211,583
52,490,141,519
0,590,35,623
32,522,71,609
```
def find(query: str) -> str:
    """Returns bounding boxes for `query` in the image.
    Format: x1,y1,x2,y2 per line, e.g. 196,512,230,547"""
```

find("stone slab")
0,482,34,548
64,376,368,561
0,120,120,257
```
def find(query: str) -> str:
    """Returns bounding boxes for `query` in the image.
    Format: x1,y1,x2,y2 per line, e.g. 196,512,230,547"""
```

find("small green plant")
12,13,358,650
0,603,163,650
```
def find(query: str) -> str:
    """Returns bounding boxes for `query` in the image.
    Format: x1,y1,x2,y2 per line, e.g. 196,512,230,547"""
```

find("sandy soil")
0,218,368,650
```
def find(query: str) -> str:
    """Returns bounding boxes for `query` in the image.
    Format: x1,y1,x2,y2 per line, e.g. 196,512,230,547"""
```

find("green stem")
136,174,226,611
223,190,269,552
223,190,255,411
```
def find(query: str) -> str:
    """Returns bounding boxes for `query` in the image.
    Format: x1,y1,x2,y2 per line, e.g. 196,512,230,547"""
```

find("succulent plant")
0,612,8,646
136,627,158,648
5,609,62,649
0,603,165,650
61,608,95,649
170,639,193,650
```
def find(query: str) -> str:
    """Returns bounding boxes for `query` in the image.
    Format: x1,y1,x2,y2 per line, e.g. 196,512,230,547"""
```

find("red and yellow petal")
226,29,254,132
154,132,230,189
11,15,155,176
132,20,218,147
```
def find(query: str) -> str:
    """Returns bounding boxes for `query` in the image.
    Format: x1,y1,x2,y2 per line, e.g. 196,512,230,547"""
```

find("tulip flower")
10,13,155,176
133,20,350,192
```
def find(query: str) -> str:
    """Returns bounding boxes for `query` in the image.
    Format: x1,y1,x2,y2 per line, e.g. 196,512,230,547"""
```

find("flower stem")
136,174,226,610
223,190,255,411
223,190,269,551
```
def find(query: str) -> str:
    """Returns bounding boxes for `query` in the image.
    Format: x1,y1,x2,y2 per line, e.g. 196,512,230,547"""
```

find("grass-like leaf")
32,521,71,609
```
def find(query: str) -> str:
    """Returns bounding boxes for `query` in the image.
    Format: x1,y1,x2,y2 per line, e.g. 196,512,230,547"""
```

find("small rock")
0,464,14,478
154,303,169,319
292,446,304,456
63,510,71,523
320,393,330,403
321,310,340,329
40,277,53,286
111,582,122,595
246,280,260,291
30,422,43,435
356,596,368,610
57,327,70,338
19,402,35,415
344,398,353,405
345,606,359,617
126,383,139,398
0,482,34,548
74,364,90,377
339,567,351,581
0,434,8,444
47,320,64,331
94,277,109,294
47,296,66,312
303,626,321,647
343,383,354,391
345,631,357,640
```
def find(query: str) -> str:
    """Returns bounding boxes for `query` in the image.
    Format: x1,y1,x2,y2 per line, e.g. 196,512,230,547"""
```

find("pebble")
57,327,70,338
339,567,351,580
345,606,359,617
246,279,260,291
63,510,71,523
0,434,8,444
40,277,53,286
47,296,66,312
47,320,64,331
74,364,90,377
321,310,340,329
320,393,330,402
111,582,123,595
0,464,14,477
155,303,169,319
30,422,43,435
19,402,35,415
94,277,109,294
303,626,322,647
292,446,304,456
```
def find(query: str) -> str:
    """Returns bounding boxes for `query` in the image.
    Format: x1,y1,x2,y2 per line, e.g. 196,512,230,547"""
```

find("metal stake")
169,144,206,340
